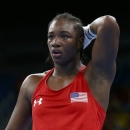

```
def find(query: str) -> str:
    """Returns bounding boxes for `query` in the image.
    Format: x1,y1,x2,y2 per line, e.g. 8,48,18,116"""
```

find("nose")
51,37,61,47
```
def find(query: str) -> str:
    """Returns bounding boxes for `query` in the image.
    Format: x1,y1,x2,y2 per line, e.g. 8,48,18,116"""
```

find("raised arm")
83,15,120,110
86,15,120,81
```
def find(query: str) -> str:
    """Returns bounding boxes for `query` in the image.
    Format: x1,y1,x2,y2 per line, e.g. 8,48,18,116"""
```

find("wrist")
83,24,97,49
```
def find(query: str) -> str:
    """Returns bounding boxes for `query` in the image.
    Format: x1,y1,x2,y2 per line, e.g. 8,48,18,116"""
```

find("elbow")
97,15,120,40
103,15,120,34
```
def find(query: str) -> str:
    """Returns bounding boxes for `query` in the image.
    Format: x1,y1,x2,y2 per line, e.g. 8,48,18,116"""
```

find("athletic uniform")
32,66,106,130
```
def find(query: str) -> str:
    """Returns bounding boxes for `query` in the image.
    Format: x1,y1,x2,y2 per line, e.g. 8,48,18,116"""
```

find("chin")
54,60,67,66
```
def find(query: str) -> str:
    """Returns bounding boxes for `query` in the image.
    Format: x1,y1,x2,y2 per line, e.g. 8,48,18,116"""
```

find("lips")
52,49,62,58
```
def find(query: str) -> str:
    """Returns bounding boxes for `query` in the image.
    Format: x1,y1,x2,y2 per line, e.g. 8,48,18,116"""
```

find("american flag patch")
70,92,88,103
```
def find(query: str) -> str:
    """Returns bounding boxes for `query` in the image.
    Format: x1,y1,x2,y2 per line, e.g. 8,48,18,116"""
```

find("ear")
78,37,84,49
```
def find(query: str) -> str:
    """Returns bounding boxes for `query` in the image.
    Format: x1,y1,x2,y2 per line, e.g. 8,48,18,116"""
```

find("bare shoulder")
20,70,51,101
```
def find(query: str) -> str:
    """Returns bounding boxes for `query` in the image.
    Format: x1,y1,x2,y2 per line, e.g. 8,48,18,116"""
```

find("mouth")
52,50,62,58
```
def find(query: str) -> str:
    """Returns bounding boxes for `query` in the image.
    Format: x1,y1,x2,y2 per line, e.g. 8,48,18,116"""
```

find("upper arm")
5,76,32,130
92,15,120,80
83,16,120,110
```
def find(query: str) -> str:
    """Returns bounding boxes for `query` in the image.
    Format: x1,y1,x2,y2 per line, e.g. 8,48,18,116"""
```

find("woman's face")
47,19,80,65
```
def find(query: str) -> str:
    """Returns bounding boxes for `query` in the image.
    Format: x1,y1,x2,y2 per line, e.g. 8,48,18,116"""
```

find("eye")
48,35,54,40
61,34,69,39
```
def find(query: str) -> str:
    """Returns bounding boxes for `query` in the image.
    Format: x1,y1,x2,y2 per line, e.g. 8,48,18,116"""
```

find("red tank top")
32,66,106,130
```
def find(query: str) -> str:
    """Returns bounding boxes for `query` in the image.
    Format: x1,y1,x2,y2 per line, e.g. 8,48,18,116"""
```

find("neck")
52,61,84,78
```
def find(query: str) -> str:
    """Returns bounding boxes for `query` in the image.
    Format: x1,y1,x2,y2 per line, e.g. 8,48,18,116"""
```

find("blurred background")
0,3,130,130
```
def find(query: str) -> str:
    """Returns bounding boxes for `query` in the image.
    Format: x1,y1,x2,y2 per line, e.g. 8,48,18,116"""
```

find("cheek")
64,47,77,57
47,43,51,50
47,41,50,46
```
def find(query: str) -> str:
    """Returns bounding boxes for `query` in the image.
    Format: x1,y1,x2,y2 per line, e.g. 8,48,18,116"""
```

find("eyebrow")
48,31,70,34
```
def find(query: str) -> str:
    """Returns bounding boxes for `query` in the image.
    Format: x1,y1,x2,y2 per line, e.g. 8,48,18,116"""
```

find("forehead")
48,19,75,33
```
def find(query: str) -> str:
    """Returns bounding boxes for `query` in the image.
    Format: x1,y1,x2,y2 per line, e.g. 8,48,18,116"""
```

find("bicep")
92,17,120,78
5,85,32,130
